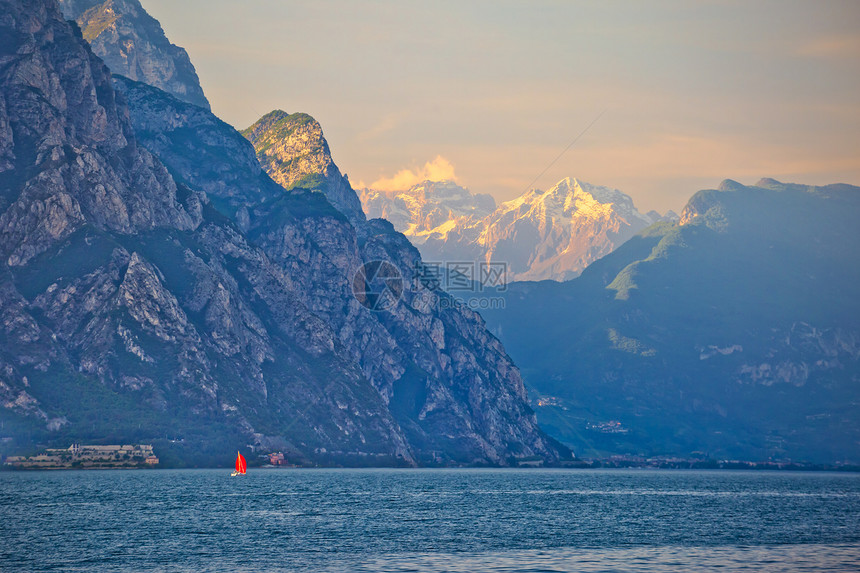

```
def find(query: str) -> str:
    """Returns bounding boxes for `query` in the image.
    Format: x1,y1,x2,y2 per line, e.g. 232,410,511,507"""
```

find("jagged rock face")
0,0,195,266
232,107,563,464
0,0,561,466
360,178,671,282
479,178,655,282
57,0,211,110
252,210,553,465
242,111,367,227
112,75,281,225
0,0,412,465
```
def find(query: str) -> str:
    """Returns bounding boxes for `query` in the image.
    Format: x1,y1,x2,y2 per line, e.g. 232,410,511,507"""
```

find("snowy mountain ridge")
360,177,677,282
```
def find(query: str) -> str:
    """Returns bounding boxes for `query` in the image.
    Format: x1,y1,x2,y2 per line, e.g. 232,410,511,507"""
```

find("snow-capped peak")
359,176,669,282
498,177,652,228
359,180,495,245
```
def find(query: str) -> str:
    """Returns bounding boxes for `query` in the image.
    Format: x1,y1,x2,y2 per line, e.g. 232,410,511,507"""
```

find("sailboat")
231,451,247,477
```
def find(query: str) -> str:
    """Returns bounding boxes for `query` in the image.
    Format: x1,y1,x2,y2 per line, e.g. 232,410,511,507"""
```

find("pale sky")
144,0,860,213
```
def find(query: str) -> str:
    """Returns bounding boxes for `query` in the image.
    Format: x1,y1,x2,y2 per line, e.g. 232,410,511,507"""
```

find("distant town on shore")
4,443,859,472
4,444,159,469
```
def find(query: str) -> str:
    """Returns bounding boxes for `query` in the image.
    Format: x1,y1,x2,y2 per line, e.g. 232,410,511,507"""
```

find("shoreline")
3,464,859,473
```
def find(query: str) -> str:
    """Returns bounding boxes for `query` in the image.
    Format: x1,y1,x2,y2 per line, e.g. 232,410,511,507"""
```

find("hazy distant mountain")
360,178,675,282
58,0,211,110
479,179,860,463
0,0,564,466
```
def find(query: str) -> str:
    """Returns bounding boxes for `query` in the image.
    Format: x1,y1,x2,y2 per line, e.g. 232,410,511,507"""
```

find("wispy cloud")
798,35,860,59
355,113,403,143
362,156,459,192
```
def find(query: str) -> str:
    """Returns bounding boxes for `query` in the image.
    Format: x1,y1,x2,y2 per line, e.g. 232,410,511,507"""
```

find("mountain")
477,178,662,282
0,0,563,466
119,79,562,465
0,0,404,465
236,110,563,464
360,178,673,282
479,179,860,463
361,180,497,242
111,76,282,226
57,0,211,110
241,111,366,227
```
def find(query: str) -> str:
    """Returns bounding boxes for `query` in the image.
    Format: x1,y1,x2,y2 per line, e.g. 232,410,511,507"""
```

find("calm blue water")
1,469,858,572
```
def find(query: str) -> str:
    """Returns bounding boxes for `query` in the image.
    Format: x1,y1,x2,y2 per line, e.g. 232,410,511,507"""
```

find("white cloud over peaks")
366,156,458,192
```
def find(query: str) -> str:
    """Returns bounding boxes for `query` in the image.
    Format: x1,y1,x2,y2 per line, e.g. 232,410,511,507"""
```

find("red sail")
235,452,247,474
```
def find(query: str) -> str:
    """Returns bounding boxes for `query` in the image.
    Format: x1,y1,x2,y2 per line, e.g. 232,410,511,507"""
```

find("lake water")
1,469,858,572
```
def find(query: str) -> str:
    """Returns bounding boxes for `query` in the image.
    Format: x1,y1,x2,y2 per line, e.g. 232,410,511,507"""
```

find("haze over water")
1,469,858,572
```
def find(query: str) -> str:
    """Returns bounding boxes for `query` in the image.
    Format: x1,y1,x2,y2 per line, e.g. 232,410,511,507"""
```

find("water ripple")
1,469,858,572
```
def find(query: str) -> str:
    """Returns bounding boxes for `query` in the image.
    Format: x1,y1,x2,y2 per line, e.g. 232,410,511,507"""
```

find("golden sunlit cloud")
364,156,459,192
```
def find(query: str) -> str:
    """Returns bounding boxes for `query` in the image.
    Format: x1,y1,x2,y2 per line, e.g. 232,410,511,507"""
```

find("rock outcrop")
58,0,211,110
242,111,367,227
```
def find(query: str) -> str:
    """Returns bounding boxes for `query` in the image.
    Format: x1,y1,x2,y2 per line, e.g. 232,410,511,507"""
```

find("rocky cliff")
0,0,195,265
0,0,562,466
234,106,566,464
57,0,211,110
0,0,413,465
